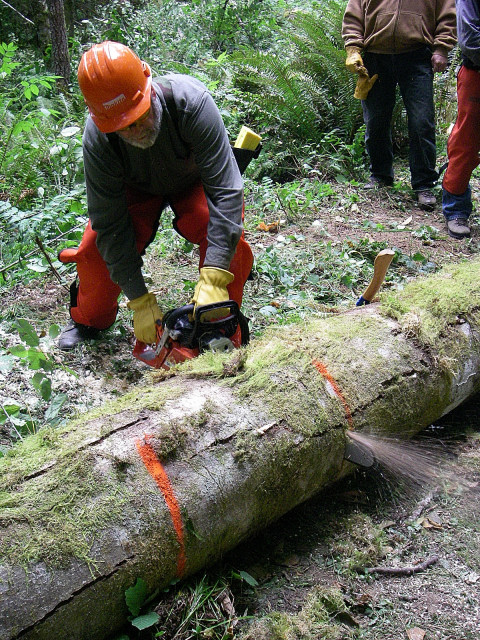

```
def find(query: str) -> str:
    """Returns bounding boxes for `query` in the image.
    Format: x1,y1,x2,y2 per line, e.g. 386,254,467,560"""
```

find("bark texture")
46,0,70,85
1,259,480,640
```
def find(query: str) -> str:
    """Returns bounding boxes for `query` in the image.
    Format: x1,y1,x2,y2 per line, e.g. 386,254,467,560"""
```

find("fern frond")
230,2,361,145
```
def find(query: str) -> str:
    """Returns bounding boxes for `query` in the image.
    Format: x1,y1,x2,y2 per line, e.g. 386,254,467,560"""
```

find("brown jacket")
342,0,456,56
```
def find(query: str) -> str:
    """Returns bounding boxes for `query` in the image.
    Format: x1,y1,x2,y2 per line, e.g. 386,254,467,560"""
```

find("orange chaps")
443,65,480,195
59,182,253,329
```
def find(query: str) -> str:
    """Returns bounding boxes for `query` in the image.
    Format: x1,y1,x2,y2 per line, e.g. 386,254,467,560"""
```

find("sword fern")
231,5,362,144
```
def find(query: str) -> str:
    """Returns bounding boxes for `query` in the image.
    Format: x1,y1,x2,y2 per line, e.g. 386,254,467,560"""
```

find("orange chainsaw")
133,300,249,370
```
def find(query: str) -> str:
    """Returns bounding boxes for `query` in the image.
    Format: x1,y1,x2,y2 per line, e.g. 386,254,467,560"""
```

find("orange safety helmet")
78,41,152,133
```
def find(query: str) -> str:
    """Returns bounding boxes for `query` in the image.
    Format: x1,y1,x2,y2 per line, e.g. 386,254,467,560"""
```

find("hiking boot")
447,217,471,239
364,176,392,190
416,189,436,210
58,319,100,350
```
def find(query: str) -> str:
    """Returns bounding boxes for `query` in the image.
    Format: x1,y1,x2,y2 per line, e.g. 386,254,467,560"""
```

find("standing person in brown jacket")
342,0,456,210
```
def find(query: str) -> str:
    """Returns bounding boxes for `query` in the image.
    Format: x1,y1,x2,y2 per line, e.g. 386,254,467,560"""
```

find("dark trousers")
362,47,437,191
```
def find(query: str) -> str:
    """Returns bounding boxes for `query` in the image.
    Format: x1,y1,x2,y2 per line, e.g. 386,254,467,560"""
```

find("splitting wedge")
356,249,395,306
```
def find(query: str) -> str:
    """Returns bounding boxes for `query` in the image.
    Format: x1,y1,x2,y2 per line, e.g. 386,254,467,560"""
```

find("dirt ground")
292,178,480,265
1,174,480,639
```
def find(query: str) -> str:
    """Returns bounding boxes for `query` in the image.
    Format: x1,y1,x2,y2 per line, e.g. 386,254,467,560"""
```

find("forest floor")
218,403,480,640
1,168,480,639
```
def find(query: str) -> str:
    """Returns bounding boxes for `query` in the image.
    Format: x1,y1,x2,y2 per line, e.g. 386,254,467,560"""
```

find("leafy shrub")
0,43,61,197
229,5,363,176
0,43,86,285
0,188,86,285
1,319,68,441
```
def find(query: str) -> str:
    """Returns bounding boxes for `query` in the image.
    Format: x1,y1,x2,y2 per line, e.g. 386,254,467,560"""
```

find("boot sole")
447,228,471,239
418,202,436,211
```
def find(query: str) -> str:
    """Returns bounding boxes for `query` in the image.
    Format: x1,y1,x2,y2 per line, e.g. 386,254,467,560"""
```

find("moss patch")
0,380,182,489
226,313,411,436
0,449,132,567
0,380,186,568
239,586,355,640
329,512,388,573
380,257,480,356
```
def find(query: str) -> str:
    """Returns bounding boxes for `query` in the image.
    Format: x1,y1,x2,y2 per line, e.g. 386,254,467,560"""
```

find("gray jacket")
457,0,480,68
82,74,243,300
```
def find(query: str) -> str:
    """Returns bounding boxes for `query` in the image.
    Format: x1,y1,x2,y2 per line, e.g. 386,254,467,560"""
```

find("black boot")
447,217,471,239
58,319,100,350
416,189,437,211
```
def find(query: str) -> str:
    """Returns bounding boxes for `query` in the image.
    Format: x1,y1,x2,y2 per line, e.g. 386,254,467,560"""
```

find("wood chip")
255,422,277,435
406,627,425,640
257,220,280,232
421,514,442,530
398,215,413,229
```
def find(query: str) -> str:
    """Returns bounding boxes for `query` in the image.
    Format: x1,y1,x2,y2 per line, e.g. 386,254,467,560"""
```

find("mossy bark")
1,259,480,640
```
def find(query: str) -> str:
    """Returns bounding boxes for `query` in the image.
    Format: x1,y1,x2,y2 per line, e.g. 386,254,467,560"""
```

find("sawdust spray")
346,430,465,497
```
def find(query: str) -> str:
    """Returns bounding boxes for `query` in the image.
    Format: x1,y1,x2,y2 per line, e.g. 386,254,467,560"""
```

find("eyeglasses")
118,108,151,132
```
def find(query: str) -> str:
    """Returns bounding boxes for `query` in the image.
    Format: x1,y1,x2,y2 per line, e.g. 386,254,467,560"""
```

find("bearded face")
116,92,161,149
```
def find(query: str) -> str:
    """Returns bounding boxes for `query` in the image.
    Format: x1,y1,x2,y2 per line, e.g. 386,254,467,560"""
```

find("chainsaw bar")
133,300,249,370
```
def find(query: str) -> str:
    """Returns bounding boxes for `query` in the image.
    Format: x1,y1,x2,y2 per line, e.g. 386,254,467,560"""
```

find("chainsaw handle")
163,304,195,330
164,301,239,329
161,300,240,345
195,300,240,326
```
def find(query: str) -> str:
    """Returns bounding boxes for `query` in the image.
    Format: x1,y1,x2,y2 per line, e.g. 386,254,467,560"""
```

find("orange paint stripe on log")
136,436,186,577
312,359,354,429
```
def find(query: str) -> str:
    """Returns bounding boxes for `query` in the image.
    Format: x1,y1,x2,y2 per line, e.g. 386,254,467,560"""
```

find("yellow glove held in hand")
191,267,234,319
345,46,368,76
127,292,163,344
354,73,378,100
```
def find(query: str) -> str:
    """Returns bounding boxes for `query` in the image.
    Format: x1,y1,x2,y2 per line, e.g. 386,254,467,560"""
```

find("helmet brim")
91,77,152,134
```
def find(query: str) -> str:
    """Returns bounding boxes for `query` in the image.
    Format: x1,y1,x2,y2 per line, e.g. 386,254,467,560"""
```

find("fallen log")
1,258,480,640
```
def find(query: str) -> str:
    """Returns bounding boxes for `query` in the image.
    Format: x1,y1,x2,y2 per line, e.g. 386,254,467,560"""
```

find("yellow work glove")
354,73,378,100
345,46,368,76
127,292,163,343
191,267,234,319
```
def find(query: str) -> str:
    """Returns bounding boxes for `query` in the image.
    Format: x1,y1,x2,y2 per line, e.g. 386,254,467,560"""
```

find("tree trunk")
1,259,480,640
45,0,70,86
36,0,51,53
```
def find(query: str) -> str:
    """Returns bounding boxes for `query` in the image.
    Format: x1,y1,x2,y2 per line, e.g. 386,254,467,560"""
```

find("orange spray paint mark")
136,436,186,577
312,359,354,429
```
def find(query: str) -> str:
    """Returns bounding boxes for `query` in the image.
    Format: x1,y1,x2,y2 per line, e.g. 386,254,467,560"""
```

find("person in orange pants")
59,183,253,339
58,41,254,350
442,66,480,238
442,0,480,239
